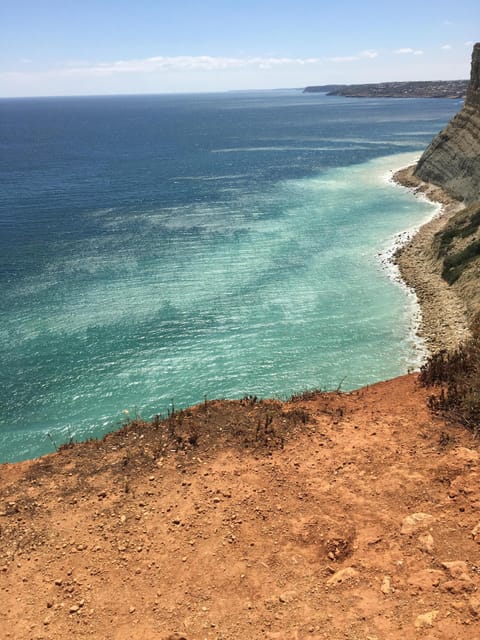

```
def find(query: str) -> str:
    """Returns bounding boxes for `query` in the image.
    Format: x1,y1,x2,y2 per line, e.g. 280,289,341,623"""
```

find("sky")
1,0,479,97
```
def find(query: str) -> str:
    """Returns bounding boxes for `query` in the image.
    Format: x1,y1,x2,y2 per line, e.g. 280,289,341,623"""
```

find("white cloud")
359,50,378,59
393,48,424,55
44,55,324,77
328,56,359,63
327,50,378,63
441,44,452,50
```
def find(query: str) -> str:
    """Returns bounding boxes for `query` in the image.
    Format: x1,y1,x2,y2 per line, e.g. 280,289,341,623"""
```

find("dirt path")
1,374,480,639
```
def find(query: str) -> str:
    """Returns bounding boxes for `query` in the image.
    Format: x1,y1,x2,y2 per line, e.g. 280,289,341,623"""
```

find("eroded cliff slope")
415,43,480,205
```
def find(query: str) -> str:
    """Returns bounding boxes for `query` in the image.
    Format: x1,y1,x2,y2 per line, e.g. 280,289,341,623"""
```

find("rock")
453,447,480,463
69,604,79,614
400,512,434,535
279,590,296,603
414,610,439,629
418,532,434,553
441,560,469,579
472,523,480,542
381,576,392,595
469,596,480,617
326,567,358,586
441,579,475,594
408,570,444,591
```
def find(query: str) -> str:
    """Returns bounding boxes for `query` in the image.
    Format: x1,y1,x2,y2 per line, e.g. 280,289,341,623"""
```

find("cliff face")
415,43,480,205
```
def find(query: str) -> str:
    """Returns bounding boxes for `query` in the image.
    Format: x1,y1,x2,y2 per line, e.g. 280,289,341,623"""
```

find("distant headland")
303,79,468,99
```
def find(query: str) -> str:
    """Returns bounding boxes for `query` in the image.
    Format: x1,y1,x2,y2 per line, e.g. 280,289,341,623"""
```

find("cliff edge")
2,375,480,640
414,43,480,205
395,43,480,336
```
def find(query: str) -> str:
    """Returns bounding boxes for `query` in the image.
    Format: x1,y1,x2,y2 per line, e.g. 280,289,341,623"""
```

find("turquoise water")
0,93,460,462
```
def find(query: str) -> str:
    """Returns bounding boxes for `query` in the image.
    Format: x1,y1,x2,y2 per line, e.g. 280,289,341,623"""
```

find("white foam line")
377,156,443,365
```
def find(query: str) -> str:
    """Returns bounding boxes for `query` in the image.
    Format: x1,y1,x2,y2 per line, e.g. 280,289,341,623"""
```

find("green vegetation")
434,203,480,284
436,205,480,255
442,239,480,284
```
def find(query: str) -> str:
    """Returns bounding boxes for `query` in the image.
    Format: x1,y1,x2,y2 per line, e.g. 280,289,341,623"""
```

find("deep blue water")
0,91,460,462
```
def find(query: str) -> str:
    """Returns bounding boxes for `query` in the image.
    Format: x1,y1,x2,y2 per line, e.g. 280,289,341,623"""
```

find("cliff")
405,44,480,323
2,375,480,639
414,43,480,205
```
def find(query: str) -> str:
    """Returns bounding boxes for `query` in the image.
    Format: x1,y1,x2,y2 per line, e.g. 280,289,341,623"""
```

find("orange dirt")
1,373,480,640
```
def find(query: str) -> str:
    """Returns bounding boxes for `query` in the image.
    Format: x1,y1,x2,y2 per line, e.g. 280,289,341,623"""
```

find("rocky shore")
393,165,471,353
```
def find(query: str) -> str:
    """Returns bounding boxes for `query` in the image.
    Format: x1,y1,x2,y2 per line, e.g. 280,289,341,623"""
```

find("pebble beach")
393,165,471,353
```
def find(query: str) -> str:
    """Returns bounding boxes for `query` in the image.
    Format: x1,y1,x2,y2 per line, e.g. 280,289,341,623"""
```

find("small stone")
418,532,434,553
414,610,439,629
129,606,136,614
441,561,469,579
54,578,62,586
381,576,392,595
278,590,296,603
69,605,79,614
326,567,358,586
43,617,51,626
471,523,480,542
468,596,480,617
401,512,434,535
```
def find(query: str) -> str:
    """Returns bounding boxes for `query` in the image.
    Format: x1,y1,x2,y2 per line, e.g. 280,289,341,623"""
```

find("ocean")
0,91,461,463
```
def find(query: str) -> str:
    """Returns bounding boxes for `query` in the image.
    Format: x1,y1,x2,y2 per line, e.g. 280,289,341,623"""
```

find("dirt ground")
1,373,480,640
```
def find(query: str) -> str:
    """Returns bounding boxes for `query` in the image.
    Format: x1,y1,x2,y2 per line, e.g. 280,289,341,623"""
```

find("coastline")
392,165,471,353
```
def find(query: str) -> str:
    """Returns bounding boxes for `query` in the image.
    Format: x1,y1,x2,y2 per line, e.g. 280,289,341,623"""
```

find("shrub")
441,239,480,284
419,321,480,434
